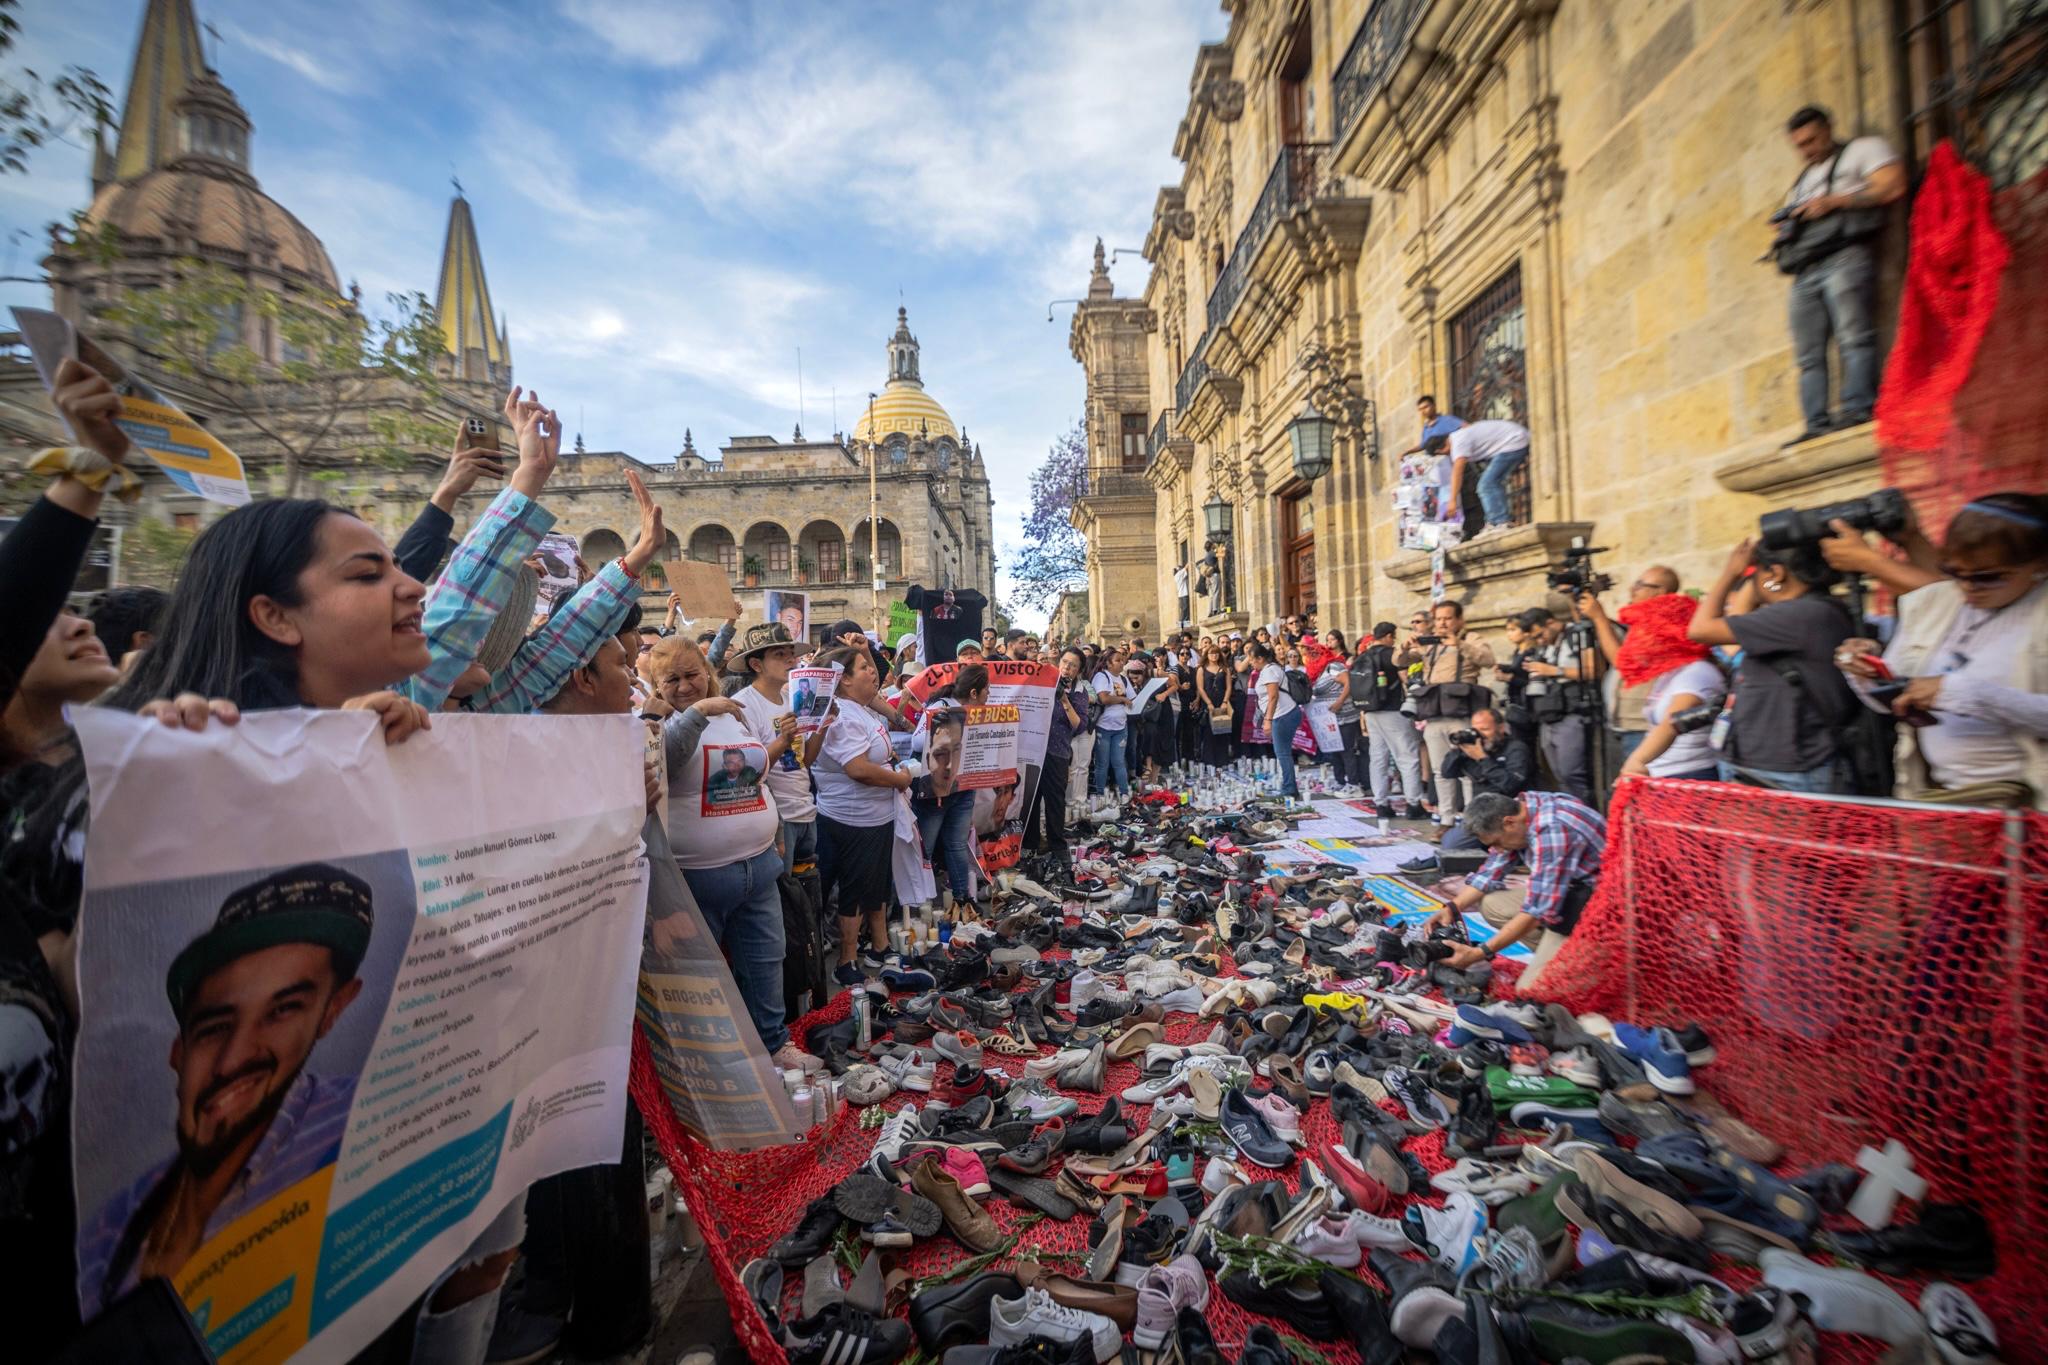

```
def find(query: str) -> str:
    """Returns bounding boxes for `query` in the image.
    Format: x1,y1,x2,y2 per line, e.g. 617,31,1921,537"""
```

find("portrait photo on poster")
700,742,768,816
765,589,808,644
71,849,416,1316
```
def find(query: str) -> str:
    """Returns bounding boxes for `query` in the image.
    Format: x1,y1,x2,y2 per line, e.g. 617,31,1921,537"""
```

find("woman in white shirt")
1618,592,1729,782
812,644,915,980
646,635,803,1069
1250,639,1301,797
1089,656,1133,797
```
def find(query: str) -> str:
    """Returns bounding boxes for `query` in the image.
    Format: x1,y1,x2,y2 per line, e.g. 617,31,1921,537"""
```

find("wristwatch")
1480,943,1500,961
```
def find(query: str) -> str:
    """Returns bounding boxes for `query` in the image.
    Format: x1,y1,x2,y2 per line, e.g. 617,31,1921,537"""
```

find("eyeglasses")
1940,563,2021,587
1629,581,1664,594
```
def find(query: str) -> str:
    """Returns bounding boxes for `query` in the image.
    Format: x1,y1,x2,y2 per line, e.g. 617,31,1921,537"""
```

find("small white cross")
1850,1140,1927,1229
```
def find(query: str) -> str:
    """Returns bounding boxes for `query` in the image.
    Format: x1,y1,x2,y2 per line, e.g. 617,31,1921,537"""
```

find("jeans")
914,789,976,898
1539,715,1595,804
1025,755,1070,851
1366,711,1426,806
413,1191,529,1364
1615,729,1647,764
1476,447,1528,527
1441,820,1481,853
779,817,817,878
681,846,789,1051
1092,726,1130,795
1269,707,1302,796
1718,760,1838,793
1789,242,1878,427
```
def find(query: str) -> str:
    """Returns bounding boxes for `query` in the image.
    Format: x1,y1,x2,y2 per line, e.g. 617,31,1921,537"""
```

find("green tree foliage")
0,0,112,178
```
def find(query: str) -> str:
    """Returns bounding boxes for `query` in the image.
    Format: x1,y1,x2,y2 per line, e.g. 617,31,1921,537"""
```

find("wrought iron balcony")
1333,0,1427,143
1073,469,1155,502
1174,331,1211,415
1148,409,1174,463
1205,141,1329,332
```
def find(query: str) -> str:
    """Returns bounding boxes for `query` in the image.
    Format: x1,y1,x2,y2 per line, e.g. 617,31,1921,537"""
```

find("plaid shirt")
402,488,554,710
1466,790,1606,927
466,559,635,714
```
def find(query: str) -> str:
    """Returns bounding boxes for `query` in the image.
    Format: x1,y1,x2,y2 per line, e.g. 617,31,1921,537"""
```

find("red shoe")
929,1062,988,1110
1315,1142,1393,1215
1055,977,1072,1006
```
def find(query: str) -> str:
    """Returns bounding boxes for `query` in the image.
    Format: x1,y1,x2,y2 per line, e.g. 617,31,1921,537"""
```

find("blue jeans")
913,789,976,898
1092,726,1130,795
1718,760,1837,794
413,1191,528,1364
780,817,817,877
1789,242,1878,427
681,846,788,1051
1476,447,1528,527
1270,707,1302,796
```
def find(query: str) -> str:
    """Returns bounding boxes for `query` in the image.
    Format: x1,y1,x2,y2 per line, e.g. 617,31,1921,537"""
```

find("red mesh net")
1534,778,2048,1360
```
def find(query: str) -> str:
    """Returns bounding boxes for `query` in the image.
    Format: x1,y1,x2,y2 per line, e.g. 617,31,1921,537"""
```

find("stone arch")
849,517,903,578
580,527,627,564
685,523,737,574
798,519,849,583
741,519,794,578
640,531,683,589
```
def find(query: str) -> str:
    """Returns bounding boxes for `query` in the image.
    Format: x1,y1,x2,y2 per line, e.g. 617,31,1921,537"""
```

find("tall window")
1895,0,2041,187
1448,266,1531,525
766,536,791,573
817,538,844,580
1121,413,1148,471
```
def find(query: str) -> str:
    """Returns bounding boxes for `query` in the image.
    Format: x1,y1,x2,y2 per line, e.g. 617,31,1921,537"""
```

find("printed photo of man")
703,744,765,810
79,863,373,1310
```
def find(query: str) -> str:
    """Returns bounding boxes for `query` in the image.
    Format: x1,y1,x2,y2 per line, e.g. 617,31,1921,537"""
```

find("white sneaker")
1120,1061,1191,1104
1069,969,1103,1009
876,1105,920,1161
1921,1282,1998,1365
1293,1214,1364,1268
1339,1208,1414,1253
1025,1049,1091,1081
1140,1043,1187,1072
1406,1191,1487,1277
1151,985,1207,1013
989,1287,1120,1362
1200,1156,1246,1196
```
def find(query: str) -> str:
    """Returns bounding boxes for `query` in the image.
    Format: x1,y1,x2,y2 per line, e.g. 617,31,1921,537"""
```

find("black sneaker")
1171,1305,1229,1365
768,1195,845,1265
784,1302,913,1365
483,1297,564,1365
1238,1325,1293,1365
834,961,868,987
1445,1077,1498,1157
1114,1213,1180,1285
1397,853,1442,874
906,1271,1023,1352
862,1211,913,1248
1824,1202,1995,1279
1319,1267,1402,1365
1217,1271,1338,1338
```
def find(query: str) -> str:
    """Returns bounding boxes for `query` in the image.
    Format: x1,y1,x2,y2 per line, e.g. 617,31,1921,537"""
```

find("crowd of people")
1,351,2042,1364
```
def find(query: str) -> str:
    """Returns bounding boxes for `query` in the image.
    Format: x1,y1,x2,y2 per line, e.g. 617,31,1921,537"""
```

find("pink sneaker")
941,1146,990,1198
1132,1253,1209,1349
1251,1091,1303,1145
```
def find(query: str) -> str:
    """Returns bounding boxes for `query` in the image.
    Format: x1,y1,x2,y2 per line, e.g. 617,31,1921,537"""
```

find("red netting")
1534,778,2048,1360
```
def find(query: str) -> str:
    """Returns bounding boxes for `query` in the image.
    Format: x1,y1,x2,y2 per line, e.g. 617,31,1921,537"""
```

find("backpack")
1360,646,1407,712
1767,657,1897,798
779,870,827,1023
1285,668,1313,708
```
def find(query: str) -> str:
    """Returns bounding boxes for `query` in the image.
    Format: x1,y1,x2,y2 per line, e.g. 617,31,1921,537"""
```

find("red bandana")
1615,594,1711,688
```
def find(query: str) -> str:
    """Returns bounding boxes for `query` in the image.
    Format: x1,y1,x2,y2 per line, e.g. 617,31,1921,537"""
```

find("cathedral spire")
108,0,210,184
887,305,922,388
434,192,509,383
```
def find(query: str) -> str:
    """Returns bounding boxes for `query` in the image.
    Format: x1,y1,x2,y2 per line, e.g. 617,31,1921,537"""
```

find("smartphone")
1869,679,1939,727
458,416,498,452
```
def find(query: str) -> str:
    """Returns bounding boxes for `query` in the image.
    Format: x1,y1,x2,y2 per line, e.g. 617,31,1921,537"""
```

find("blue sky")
2,0,1225,625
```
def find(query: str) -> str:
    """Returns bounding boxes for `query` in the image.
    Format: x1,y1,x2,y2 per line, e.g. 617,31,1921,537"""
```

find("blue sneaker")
833,961,869,987
1449,1004,1534,1048
880,965,937,992
1507,1100,1619,1145
1612,1022,1695,1096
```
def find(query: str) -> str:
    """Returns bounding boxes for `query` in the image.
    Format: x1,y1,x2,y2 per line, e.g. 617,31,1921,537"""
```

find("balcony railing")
1206,142,1328,332
1174,332,1211,414
1148,409,1174,463
1073,469,1155,501
1333,0,1427,142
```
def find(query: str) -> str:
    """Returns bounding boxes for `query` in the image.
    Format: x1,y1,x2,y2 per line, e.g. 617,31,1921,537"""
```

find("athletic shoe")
987,1287,1120,1363
1132,1254,1209,1350
1673,1021,1717,1067
1006,1083,1080,1123
833,962,869,987
1025,1048,1091,1082
880,1050,936,1093
928,1063,989,1112
783,1302,913,1365
1385,1068,1450,1128
1292,1214,1365,1268
875,1105,921,1163
1546,1047,1603,1088
1920,1283,1998,1365
1612,1022,1694,1095
942,1147,992,1198
881,965,938,992
772,1043,827,1074
1402,1190,1487,1277
1449,1004,1534,1046
933,1031,984,1067
862,1210,913,1248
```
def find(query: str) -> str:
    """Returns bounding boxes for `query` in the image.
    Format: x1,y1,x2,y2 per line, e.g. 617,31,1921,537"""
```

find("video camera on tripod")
1757,488,1909,552
1546,538,1613,598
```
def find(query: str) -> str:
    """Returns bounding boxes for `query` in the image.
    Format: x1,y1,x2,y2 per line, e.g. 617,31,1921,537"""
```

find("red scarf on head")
1615,594,1710,688
1301,637,1339,681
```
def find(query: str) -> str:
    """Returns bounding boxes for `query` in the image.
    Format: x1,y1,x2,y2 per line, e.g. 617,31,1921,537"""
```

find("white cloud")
218,22,361,94
558,0,725,69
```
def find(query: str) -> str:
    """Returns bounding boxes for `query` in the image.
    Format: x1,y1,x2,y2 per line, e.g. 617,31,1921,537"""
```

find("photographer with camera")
1771,106,1905,444
1578,565,1682,765
1427,789,1606,996
1689,534,1860,792
1396,601,1497,831
1833,491,2048,808
1520,606,1601,803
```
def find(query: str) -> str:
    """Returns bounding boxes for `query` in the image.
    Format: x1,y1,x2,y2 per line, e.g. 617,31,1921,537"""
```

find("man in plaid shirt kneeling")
1429,790,1605,995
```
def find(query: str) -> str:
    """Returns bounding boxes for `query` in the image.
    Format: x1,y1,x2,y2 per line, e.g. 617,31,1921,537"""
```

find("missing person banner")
959,703,1021,790
13,306,252,506
1303,700,1345,754
1241,704,1317,753
903,660,1056,869
533,532,582,608
765,590,809,643
69,709,652,1364
788,665,841,736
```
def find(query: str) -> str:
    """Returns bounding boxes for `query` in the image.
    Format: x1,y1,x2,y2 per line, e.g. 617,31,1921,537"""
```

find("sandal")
1709,1145,1820,1233
1090,1164,1168,1198
983,1032,1037,1057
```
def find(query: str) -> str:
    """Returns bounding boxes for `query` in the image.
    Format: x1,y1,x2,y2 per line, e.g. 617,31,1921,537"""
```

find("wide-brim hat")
475,564,540,676
167,862,374,1023
726,621,797,672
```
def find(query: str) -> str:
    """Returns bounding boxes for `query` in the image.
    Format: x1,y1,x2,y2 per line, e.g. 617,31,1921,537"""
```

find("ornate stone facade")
1077,0,1920,636
1068,241,1162,644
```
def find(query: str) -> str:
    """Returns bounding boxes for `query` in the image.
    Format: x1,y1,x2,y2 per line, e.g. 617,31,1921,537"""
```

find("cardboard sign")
14,307,251,506
660,560,741,622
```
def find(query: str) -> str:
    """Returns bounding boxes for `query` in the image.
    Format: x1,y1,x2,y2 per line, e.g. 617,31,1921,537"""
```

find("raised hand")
138,693,241,732
52,357,132,465
503,386,561,499
621,469,667,576
432,443,507,512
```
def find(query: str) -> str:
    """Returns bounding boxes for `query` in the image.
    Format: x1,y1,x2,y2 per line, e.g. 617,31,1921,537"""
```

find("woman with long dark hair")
1195,642,1234,768
812,644,913,981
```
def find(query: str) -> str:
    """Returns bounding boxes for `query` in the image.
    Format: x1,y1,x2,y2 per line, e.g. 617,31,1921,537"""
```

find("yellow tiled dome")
853,384,958,443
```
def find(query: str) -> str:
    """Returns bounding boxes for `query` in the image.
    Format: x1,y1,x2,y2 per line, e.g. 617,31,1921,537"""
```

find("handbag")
1418,680,1492,720
1208,709,1235,735
1772,146,1883,276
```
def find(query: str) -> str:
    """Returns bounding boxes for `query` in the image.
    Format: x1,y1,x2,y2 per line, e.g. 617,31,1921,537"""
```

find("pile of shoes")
742,788,2006,1365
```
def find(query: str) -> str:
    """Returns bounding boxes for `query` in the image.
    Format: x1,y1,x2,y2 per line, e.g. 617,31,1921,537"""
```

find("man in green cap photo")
80,861,376,1310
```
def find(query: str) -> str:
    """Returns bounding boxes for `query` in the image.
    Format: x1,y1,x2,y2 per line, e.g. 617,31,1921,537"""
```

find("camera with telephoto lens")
1545,540,1613,597
1669,702,1719,736
1757,487,1910,552
1448,728,1480,747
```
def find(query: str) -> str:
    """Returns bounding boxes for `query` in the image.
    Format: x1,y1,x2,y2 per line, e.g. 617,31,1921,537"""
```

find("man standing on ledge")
1431,790,1604,995
1776,105,1904,443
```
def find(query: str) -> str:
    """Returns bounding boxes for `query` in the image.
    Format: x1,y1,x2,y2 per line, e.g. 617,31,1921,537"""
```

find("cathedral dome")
81,166,340,295
851,306,959,443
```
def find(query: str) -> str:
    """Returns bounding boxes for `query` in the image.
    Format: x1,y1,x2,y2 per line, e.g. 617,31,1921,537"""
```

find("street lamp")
1203,492,1233,539
1287,397,1337,483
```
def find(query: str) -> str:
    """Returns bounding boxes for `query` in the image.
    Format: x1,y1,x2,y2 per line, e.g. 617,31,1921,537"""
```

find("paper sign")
1359,874,1447,917
903,661,1056,871
67,709,660,1363
1242,704,1317,753
533,532,581,608
1304,700,1345,753
661,560,741,622
787,665,842,736
13,306,251,506
765,589,809,643
1128,677,1169,712
887,600,918,640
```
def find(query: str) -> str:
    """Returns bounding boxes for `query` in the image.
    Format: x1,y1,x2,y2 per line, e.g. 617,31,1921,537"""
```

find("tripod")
1559,613,1614,810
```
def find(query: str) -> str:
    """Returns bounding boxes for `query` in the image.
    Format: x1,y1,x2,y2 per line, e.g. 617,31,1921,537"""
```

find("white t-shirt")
1091,670,1129,732
1447,420,1529,465
1786,135,1900,209
733,683,815,823
1644,661,1728,777
667,713,778,870
815,700,900,826
1256,663,1298,719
